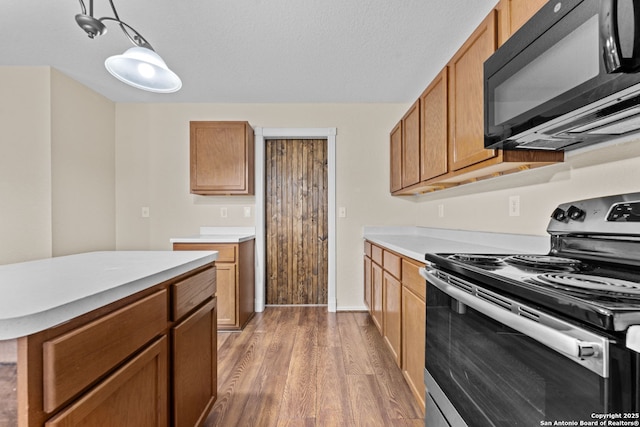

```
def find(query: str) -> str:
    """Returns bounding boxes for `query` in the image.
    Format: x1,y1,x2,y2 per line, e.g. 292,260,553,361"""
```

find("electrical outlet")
220,207,228,218
438,204,444,218
339,207,346,218
141,207,150,218
509,196,520,217
244,207,251,218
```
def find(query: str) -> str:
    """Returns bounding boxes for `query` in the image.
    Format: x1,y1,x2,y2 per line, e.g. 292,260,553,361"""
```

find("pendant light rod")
76,0,153,50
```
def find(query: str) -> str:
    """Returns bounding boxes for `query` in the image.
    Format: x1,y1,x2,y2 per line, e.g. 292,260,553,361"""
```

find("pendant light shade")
104,47,182,93
75,0,182,93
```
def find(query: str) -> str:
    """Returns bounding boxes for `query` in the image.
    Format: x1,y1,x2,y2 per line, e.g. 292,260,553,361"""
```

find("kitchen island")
0,250,218,427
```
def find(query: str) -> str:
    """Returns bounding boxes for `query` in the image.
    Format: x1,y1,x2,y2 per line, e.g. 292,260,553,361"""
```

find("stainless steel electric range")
421,193,640,427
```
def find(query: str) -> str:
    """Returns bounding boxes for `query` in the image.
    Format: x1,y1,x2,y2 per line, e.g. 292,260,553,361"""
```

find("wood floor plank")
205,331,270,425
316,345,353,425
338,312,375,375
204,307,424,426
316,311,340,348
242,373,288,427
279,318,318,420
347,374,390,426
360,317,424,419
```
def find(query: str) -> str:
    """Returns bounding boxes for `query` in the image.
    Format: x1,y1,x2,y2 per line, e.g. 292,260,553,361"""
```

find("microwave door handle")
601,0,640,73
602,0,623,72
420,267,599,362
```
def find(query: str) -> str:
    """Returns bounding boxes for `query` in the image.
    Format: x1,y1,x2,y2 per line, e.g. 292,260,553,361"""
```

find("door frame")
254,127,337,312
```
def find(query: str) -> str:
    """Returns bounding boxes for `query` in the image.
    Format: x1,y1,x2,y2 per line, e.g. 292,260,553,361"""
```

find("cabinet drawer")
364,241,372,258
173,243,236,263
172,267,217,320
383,250,402,280
371,244,383,266
43,290,167,412
402,259,426,301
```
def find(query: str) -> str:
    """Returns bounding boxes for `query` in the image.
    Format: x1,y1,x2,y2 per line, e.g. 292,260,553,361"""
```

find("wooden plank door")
266,139,328,305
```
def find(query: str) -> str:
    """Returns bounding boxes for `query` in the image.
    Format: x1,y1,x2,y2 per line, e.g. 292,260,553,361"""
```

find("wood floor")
203,306,424,427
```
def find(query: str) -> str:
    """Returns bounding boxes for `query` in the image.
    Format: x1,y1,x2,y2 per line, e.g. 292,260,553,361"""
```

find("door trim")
254,127,337,312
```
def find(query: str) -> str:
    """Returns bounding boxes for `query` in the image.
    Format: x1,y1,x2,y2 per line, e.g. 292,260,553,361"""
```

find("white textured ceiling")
1,0,497,103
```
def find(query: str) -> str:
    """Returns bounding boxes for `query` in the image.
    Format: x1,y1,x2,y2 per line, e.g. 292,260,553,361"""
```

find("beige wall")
6,66,640,309
51,69,116,256
114,103,640,309
0,67,116,265
411,136,640,236
114,103,415,309
0,67,52,263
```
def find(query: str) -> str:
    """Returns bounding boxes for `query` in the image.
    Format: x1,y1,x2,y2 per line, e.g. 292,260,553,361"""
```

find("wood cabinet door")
364,256,372,310
383,271,402,367
190,121,254,195
172,299,217,427
215,263,238,328
402,286,426,412
497,0,548,45
420,67,448,181
45,337,168,427
402,101,421,188
371,262,384,333
448,11,498,171
390,122,403,193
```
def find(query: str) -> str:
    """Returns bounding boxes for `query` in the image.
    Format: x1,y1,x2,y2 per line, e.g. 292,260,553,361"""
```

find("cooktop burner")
504,255,582,271
531,273,640,294
448,254,505,268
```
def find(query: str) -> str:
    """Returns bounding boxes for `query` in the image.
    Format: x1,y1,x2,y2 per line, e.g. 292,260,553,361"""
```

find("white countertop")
0,250,217,340
363,226,550,263
170,226,256,244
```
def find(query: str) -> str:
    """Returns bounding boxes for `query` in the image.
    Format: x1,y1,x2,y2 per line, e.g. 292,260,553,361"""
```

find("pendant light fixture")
75,0,182,93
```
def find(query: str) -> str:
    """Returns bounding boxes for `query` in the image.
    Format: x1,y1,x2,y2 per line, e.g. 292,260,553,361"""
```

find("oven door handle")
420,267,605,369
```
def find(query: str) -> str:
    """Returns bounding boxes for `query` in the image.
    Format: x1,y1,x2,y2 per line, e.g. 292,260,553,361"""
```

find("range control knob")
567,205,586,221
551,208,568,222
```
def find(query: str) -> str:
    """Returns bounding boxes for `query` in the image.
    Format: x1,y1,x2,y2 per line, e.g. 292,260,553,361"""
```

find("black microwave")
484,0,640,151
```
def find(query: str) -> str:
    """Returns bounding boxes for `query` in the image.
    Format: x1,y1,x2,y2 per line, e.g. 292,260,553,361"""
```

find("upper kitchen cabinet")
390,7,562,195
390,100,424,195
447,8,561,178
402,101,421,188
496,0,548,45
390,122,403,193
420,67,448,183
449,11,499,171
190,121,255,195
390,100,420,194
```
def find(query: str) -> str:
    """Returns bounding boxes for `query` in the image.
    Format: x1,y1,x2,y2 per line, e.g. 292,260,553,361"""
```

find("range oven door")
421,267,635,427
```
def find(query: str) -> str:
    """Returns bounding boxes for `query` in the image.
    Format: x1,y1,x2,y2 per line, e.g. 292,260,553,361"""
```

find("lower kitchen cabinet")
174,239,255,330
401,259,426,412
383,271,402,366
45,337,168,427
371,260,384,334
364,254,372,310
173,298,217,427
364,240,426,413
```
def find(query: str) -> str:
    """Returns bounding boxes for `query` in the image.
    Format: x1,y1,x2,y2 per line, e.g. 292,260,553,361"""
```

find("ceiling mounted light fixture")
75,0,182,93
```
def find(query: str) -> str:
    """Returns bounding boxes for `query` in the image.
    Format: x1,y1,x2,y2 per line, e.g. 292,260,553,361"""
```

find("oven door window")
427,287,607,426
